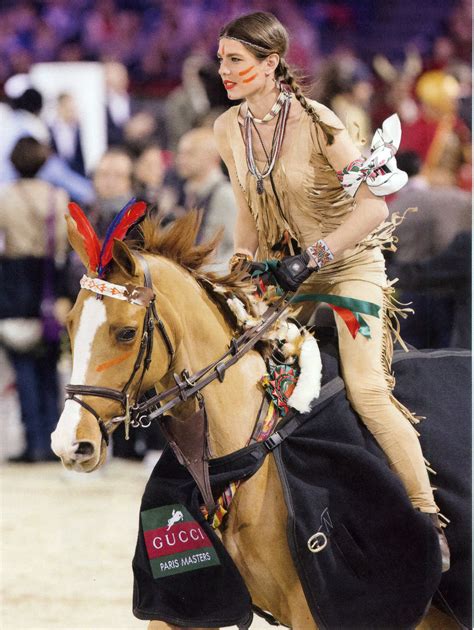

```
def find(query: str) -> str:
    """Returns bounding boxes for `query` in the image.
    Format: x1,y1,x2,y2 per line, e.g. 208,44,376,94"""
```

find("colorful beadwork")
202,400,280,529
307,239,334,270
261,364,299,416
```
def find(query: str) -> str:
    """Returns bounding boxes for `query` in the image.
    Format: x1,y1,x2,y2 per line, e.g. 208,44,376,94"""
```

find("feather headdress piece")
68,198,147,276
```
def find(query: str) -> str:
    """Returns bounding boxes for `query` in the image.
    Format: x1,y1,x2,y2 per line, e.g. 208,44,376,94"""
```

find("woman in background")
0,137,68,462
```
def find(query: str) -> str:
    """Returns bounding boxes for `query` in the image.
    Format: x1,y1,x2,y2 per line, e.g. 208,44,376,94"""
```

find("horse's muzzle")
52,436,102,472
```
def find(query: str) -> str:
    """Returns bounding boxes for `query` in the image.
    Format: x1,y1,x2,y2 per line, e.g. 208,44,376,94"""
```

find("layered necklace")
246,87,290,123
244,87,292,194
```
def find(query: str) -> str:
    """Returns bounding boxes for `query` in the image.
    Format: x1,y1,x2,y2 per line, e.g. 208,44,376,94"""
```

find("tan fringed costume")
221,101,438,513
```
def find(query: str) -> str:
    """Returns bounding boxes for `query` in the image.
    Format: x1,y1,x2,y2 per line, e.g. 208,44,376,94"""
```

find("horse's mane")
129,211,254,313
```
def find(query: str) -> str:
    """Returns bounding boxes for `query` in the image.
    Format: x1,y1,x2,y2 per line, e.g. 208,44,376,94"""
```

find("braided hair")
277,58,335,145
220,11,336,145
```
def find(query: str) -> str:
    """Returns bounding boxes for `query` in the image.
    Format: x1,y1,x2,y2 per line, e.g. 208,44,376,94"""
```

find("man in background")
49,92,85,176
90,147,134,237
175,127,237,272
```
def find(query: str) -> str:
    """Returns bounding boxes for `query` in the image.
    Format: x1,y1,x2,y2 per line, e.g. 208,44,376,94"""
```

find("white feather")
226,297,260,328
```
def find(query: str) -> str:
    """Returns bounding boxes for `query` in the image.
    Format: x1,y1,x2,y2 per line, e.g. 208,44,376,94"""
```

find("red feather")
99,201,147,272
68,202,101,272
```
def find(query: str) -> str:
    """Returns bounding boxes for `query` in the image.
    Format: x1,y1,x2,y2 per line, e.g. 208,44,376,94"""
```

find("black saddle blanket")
132,346,471,629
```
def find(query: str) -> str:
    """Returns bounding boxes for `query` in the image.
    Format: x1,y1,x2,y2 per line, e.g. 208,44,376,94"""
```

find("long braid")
278,59,336,145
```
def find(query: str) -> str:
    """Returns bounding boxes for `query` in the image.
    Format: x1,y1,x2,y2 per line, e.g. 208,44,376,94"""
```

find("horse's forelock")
138,211,219,271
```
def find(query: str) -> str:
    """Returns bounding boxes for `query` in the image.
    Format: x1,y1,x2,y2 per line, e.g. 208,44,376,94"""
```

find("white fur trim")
287,334,322,413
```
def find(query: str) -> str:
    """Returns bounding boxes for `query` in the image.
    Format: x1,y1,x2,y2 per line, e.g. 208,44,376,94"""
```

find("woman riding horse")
213,11,449,570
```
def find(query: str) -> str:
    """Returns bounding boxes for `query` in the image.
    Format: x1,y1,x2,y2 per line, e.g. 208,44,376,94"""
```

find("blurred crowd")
0,0,471,464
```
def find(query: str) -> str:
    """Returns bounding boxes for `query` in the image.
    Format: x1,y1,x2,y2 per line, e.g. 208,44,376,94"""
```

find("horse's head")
51,215,177,472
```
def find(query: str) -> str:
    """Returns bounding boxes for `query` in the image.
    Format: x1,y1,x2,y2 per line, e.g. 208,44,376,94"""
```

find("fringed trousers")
298,274,438,513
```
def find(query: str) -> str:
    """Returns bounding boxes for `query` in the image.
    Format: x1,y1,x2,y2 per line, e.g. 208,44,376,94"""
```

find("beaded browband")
79,275,154,308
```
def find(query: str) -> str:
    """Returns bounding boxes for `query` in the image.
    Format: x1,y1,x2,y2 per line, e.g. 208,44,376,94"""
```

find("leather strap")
161,404,215,515
133,293,290,424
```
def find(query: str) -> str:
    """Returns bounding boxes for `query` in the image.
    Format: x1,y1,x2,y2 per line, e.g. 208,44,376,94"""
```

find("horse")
51,210,470,630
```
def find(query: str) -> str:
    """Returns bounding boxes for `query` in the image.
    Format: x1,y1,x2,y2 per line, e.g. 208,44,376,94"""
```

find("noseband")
64,254,174,446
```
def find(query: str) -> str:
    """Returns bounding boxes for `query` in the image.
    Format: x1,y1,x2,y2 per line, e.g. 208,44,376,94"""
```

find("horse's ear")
65,214,91,269
112,239,138,278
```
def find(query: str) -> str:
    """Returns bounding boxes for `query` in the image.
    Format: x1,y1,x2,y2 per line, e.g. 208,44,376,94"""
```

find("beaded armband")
229,252,253,272
306,240,334,270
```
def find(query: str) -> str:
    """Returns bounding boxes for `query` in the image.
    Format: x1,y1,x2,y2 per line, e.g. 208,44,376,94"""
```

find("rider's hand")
272,251,316,292
248,261,276,288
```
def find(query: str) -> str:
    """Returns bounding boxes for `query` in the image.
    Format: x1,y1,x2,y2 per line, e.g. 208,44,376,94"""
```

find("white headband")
220,35,274,55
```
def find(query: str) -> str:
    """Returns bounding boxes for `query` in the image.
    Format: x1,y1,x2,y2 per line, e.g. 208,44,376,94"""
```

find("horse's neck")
156,261,267,458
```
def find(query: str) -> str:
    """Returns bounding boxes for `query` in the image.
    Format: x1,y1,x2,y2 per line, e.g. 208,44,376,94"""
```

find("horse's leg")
224,457,317,630
148,622,219,630
417,606,462,630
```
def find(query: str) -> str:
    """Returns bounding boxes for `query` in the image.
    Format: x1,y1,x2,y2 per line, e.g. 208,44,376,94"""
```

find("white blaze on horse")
52,207,466,630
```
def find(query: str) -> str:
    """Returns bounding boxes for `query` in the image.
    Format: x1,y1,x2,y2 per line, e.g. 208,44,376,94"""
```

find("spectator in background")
0,84,50,183
133,143,179,220
122,111,159,158
89,147,134,237
175,127,237,272
0,79,94,204
387,151,471,348
0,137,69,462
315,54,373,150
165,54,211,151
104,61,131,146
49,92,85,176
399,69,471,188
371,50,422,129
134,144,165,203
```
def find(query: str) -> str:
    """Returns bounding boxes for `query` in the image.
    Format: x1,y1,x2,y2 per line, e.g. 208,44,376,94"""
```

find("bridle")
64,254,174,446
64,253,291,448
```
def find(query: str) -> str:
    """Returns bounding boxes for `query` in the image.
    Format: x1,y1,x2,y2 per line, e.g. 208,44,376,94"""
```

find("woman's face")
217,37,270,100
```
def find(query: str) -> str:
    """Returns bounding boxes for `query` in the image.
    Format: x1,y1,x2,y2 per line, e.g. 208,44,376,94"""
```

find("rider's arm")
313,106,389,261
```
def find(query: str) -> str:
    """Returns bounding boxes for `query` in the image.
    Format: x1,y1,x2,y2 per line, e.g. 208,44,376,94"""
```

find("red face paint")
95,350,134,373
238,65,255,77
242,73,258,84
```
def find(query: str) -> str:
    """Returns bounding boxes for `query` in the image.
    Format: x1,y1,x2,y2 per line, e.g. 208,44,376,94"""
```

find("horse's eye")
116,327,137,343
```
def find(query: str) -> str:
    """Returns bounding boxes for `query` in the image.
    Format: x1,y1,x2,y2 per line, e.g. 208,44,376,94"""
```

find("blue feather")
98,197,136,275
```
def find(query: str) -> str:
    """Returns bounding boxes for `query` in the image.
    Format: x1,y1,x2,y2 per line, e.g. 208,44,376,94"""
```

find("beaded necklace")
244,90,291,195
246,88,289,124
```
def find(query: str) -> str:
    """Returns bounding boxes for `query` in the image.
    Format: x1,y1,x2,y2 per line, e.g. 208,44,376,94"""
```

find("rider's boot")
428,513,450,573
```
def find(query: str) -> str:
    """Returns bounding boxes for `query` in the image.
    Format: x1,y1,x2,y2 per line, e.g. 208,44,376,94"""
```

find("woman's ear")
112,239,137,278
265,53,280,75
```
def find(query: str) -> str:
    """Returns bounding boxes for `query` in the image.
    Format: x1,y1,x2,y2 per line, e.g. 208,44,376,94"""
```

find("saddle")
132,335,471,629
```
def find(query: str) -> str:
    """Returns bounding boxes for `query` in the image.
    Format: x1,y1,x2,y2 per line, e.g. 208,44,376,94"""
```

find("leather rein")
65,254,290,448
